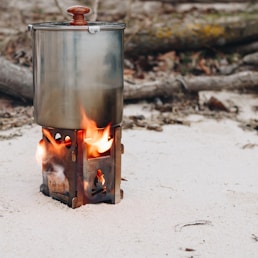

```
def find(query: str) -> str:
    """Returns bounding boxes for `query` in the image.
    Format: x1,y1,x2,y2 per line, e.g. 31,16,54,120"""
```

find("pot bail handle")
67,5,90,26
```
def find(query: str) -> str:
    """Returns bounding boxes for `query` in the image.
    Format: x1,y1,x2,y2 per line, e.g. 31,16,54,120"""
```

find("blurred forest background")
0,0,258,133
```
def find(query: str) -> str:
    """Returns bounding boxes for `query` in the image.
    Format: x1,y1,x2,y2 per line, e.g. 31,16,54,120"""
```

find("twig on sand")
252,234,258,242
175,220,212,232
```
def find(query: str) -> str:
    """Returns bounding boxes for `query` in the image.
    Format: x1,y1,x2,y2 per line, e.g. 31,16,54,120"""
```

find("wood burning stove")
29,6,125,208
37,126,123,208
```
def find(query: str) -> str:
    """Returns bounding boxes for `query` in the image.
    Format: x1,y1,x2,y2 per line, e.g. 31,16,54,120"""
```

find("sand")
1,100,258,258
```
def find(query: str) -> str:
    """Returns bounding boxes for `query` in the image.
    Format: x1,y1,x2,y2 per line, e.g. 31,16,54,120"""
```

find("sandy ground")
1,100,258,258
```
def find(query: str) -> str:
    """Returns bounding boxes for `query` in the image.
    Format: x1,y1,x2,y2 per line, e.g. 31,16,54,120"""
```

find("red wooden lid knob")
67,5,90,26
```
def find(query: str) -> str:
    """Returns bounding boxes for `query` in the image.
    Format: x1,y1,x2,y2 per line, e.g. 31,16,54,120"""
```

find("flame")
80,107,113,158
96,169,105,186
36,139,46,164
36,108,113,163
35,129,68,165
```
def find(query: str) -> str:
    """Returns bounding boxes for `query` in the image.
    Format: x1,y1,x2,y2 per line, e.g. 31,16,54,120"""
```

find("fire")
36,139,45,164
35,129,68,164
80,107,113,158
96,169,105,186
36,108,113,163
84,126,113,157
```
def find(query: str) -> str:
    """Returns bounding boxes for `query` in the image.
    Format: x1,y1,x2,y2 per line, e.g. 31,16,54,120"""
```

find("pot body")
30,22,125,129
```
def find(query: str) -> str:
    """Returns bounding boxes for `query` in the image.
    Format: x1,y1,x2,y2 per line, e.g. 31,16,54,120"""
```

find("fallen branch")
0,57,33,103
125,10,258,55
124,71,258,100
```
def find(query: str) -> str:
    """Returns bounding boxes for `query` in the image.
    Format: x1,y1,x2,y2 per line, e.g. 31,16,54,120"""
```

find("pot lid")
28,5,125,31
29,22,125,31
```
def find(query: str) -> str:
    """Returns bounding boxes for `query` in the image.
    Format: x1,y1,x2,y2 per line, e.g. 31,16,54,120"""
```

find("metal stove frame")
39,126,123,208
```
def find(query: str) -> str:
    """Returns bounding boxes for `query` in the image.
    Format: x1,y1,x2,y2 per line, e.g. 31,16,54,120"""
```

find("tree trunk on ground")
124,10,258,55
0,57,33,103
124,71,258,100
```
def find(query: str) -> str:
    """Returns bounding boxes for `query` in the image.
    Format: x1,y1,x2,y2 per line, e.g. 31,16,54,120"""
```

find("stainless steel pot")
29,6,125,129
